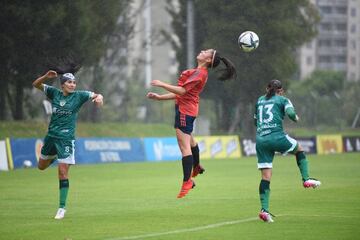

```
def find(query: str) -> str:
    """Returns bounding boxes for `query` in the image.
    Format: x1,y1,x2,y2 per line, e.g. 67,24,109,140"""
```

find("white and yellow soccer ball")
238,31,259,52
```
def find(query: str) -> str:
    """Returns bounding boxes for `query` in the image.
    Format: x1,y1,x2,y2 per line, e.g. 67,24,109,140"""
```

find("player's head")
46,54,81,93
266,79,283,99
60,73,77,93
197,49,237,81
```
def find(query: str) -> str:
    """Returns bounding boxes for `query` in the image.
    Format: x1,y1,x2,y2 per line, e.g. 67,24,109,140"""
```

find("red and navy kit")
174,67,208,134
175,67,208,116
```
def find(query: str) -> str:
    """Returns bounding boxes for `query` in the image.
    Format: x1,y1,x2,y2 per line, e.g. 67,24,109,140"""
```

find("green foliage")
0,121,174,138
167,0,319,135
288,70,360,128
0,1,129,120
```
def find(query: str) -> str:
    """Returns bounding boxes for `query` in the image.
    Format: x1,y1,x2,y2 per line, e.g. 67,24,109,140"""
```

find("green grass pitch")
0,153,359,240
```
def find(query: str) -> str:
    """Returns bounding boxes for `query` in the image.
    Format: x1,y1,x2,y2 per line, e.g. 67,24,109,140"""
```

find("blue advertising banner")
10,138,43,169
296,137,317,154
9,137,145,169
144,137,181,161
75,138,145,163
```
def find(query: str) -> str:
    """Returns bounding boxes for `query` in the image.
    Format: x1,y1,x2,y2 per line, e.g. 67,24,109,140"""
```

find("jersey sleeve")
44,84,60,100
283,97,298,122
77,90,94,105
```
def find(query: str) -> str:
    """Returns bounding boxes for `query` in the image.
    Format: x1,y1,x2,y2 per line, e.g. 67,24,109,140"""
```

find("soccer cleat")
54,208,66,220
259,209,274,223
177,179,196,198
191,164,205,178
303,178,321,189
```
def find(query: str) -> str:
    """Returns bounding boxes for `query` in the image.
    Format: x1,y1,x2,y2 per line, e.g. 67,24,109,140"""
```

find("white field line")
104,213,357,240
104,216,259,240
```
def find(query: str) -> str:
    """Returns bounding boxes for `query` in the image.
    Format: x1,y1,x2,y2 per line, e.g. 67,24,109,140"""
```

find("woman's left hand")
92,94,103,107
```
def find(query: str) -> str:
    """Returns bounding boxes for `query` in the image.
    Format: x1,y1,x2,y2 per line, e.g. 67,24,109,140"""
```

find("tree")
0,0,129,120
167,0,319,136
288,70,351,128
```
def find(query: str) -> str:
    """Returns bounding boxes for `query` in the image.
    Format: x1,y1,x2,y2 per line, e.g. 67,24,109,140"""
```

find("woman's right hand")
45,70,58,79
150,80,164,87
146,92,160,100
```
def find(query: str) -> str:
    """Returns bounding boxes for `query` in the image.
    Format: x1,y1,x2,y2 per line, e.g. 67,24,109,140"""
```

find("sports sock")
59,179,69,208
296,152,310,181
182,155,193,181
259,179,270,212
191,145,200,166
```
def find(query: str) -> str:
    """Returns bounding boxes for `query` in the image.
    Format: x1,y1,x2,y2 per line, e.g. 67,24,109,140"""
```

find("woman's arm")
151,80,186,96
91,93,104,107
147,92,176,101
32,70,58,91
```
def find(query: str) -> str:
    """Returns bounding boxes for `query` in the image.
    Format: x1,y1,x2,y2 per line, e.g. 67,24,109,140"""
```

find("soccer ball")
23,160,33,168
238,31,259,52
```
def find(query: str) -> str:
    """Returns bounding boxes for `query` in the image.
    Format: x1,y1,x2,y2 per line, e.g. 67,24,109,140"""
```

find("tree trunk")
227,101,242,134
14,79,24,120
0,75,7,120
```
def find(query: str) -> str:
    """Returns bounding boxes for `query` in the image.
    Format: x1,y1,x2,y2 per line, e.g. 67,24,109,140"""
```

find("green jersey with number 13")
254,95,295,137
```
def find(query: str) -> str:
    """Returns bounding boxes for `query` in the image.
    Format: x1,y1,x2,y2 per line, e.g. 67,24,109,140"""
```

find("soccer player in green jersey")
254,79,321,223
32,61,103,220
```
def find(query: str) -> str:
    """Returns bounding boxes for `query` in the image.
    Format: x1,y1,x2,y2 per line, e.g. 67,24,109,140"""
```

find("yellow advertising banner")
195,136,241,159
316,135,343,154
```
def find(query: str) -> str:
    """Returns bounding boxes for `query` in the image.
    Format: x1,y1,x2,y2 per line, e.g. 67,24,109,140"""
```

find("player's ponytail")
266,79,282,99
46,54,82,75
211,51,237,81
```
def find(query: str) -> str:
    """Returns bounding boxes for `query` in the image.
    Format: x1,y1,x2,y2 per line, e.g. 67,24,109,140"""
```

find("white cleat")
259,210,274,223
303,178,321,189
54,208,66,220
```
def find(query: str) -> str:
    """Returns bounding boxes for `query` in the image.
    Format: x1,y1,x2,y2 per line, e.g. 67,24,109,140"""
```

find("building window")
306,56,312,65
335,56,346,63
319,55,331,63
351,40,356,49
318,39,331,47
320,23,332,31
319,6,332,14
335,7,347,15
334,39,347,47
350,57,356,65
306,42,312,49
351,24,356,33
336,23,347,31
351,8,356,17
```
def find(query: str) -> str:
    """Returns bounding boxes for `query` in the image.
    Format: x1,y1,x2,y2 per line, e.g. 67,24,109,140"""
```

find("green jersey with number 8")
254,95,295,137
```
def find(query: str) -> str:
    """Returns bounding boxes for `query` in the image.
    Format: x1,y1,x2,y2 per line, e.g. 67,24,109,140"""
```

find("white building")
128,0,179,87
298,0,360,81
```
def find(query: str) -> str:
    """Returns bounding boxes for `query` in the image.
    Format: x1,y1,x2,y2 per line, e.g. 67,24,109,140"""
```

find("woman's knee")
37,159,49,170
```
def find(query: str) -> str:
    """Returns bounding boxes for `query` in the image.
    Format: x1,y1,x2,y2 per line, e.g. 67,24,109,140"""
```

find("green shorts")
40,135,75,164
256,133,297,169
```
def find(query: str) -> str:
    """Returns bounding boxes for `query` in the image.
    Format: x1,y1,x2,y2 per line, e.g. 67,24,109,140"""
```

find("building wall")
347,0,360,81
298,0,360,81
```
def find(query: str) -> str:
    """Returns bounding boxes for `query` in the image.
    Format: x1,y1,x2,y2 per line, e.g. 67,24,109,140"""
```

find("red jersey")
175,67,208,116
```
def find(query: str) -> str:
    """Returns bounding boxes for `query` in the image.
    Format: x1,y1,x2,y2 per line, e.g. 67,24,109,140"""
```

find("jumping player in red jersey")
147,49,236,198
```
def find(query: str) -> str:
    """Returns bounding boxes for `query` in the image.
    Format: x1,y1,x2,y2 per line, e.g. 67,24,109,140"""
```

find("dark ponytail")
46,54,82,75
265,79,282,99
211,51,237,81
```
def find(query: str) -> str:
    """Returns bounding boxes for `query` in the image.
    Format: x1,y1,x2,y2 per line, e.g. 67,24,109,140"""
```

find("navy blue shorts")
174,105,196,135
